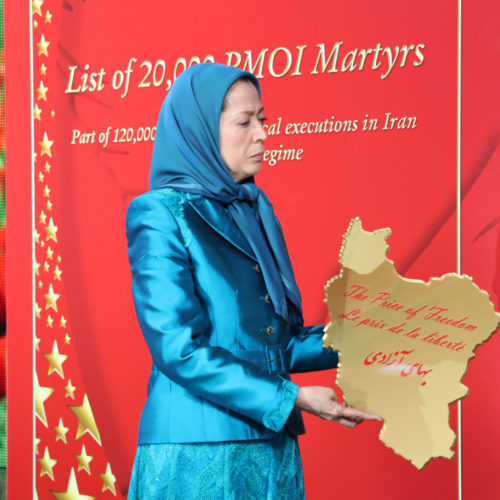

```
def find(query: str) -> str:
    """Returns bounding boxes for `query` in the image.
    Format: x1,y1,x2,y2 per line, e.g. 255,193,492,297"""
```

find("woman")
127,63,378,499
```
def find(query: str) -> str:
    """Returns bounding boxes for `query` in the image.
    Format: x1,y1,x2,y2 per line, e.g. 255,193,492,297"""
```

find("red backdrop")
5,0,499,498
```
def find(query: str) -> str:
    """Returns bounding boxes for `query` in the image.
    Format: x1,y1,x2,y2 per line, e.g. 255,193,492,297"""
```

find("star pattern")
45,217,58,241
35,375,54,427
37,80,48,100
34,103,42,120
44,340,67,378
37,34,50,57
69,394,102,445
75,445,93,474
50,469,96,500
33,5,121,497
54,265,62,280
32,0,44,16
64,379,76,399
39,131,54,156
99,463,117,495
43,283,60,311
38,446,58,480
54,418,70,443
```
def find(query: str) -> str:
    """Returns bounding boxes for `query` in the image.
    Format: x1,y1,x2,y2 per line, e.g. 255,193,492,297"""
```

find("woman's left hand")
294,386,382,428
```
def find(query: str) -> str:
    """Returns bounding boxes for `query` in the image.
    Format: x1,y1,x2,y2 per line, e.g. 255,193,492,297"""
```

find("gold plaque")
323,218,500,469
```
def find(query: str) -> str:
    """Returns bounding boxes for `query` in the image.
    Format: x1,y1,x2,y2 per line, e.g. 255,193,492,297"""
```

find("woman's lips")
249,152,264,161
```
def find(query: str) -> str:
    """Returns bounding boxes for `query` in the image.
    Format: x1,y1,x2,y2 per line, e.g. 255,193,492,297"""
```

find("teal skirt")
128,430,304,500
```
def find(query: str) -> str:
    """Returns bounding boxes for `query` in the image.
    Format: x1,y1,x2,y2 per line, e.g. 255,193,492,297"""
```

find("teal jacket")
126,188,338,444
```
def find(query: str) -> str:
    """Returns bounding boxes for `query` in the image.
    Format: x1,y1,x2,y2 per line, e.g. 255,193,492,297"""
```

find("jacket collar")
187,197,257,262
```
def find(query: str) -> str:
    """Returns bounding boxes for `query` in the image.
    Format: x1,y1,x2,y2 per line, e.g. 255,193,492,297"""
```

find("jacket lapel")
187,197,257,261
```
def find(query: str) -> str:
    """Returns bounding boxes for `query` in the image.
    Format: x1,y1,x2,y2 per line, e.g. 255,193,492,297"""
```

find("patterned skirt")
128,430,305,500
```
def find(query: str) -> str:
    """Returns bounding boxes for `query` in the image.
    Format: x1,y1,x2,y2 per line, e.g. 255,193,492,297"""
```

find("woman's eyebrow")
236,107,265,116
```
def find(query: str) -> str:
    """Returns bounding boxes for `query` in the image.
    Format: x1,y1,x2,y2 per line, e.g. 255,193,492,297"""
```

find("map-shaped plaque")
323,218,500,469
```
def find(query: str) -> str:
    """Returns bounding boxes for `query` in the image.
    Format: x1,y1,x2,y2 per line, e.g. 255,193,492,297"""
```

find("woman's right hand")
295,386,382,428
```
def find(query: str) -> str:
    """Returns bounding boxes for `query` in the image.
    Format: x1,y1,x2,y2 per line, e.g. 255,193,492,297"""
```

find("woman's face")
219,79,268,183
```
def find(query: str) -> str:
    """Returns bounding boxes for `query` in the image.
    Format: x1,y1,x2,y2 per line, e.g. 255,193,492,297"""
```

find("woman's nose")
254,122,268,142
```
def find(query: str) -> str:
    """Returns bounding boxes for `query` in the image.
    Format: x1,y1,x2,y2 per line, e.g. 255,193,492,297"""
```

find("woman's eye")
239,121,250,126
259,117,267,124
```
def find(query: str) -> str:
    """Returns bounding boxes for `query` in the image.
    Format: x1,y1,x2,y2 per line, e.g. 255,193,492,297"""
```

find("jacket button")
264,294,271,304
253,264,261,273
266,326,274,336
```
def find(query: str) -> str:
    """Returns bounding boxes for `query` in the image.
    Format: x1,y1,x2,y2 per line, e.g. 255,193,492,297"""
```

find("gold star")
44,161,51,172
39,132,54,157
99,463,117,495
37,34,50,57
34,103,42,120
37,446,57,480
35,302,42,318
57,256,62,263
41,63,47,75
34,19,38,28
51,110,55,117
44,340,67,378
43,261,50,272
35,337,41,350
46,246,53,259
32,0,44,16
46,200,53,211
35,375,54,427
50,468,96,500
54,418,69,443
43,184,51,197
75,445,93,474
39,210,47,224
35,261,41,275
65,379,76,399
35,230,40,243
38,280,44,289
69,394,102,444
46,314,54,327
45,217,58,242
38,171,45,182
43,283,60,311
36,437,41,455
64,333,71,344
37,80,48,100
59,315,67,327
54,266,62,281
45,10,52,23
41,240,45,247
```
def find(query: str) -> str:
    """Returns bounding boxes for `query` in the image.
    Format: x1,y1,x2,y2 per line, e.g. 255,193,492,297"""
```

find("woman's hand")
295,386,382,428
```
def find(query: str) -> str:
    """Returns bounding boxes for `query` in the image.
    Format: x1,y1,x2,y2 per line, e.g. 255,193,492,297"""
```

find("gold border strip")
29,1,36,497
456,0,463,499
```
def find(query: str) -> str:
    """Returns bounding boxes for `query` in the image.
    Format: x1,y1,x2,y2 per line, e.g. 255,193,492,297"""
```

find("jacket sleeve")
126,194,298,433
286,324,338,373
